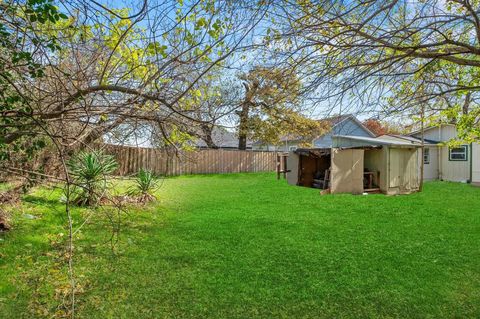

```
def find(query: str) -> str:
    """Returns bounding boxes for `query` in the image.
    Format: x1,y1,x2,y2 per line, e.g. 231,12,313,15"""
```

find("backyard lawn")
1,173,480,318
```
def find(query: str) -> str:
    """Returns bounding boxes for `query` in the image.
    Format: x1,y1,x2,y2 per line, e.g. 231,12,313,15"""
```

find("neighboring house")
313,114,375,147
408,124,480,183
195,126,252,150
252,114,375,151
252,134,304,152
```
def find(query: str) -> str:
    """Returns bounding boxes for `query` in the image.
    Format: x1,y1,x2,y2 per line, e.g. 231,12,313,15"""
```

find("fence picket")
105,145,278,176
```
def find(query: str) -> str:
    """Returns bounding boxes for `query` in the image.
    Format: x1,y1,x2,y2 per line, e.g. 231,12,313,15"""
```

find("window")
449,145,468,161
289,146,297,151
423,148,430,164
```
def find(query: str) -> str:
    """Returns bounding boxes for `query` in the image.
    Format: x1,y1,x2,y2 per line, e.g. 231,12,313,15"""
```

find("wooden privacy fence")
104,145,278,176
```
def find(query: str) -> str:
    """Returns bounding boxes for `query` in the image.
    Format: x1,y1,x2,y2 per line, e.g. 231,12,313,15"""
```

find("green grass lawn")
1,173,480,318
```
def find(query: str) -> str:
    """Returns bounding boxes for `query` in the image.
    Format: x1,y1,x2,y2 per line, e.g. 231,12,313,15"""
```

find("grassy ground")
1,173,480,318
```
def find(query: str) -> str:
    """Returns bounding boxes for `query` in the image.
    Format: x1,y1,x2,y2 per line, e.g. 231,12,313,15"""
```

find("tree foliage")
0,0,66,162
237,66,326,149
363,119,401,137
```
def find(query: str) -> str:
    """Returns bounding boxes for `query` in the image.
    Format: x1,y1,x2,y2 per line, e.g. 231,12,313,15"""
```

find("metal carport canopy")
332,135,423,148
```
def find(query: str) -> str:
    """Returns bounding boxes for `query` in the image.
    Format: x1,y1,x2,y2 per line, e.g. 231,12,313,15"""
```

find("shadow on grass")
22,195,62,206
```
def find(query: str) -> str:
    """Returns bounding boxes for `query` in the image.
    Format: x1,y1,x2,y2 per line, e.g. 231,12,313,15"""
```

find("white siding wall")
413,125,474,182
471,143,480,183
414,124,457,141
439,145,470,182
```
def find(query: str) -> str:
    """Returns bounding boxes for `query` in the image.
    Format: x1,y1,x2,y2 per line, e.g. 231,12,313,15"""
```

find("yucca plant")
128,169,158,202
67,151,118,206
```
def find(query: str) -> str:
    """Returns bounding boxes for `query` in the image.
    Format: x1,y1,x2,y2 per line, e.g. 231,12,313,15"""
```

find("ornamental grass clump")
67,151,118,206
128,169,158,203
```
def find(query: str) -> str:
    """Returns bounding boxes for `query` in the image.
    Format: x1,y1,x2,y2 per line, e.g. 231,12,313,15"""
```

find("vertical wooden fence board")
105,145,277,176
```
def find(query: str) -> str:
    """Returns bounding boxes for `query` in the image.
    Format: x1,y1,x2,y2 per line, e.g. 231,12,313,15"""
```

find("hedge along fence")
103,145,278,176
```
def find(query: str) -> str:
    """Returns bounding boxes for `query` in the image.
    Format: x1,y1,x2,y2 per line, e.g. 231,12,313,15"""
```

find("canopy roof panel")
333,135,423,148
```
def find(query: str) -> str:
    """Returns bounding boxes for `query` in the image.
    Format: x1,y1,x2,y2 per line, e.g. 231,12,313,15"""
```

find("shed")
287,135,422,195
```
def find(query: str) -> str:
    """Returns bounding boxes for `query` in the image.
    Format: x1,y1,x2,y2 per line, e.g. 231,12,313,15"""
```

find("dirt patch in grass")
99,194,157,206
0,208,10,231
0,186,23,232
0,188,21,205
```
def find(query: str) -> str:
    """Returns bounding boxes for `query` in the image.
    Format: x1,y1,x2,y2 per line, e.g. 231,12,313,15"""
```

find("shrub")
67,151,118,206
128,169,158,202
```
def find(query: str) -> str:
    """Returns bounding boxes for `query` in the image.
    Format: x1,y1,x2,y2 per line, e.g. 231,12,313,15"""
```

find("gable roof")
274,114,375,143
328,114,375,137
323,114,352,126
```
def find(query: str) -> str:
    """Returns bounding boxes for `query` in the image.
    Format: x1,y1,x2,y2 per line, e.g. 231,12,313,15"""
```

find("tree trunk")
203,134,218,149
463,92,471,115
200,124,218,149
238,101,250,150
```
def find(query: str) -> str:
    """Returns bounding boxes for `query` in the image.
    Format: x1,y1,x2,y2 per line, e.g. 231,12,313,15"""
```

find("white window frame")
423,148,430,164
449,145,468,161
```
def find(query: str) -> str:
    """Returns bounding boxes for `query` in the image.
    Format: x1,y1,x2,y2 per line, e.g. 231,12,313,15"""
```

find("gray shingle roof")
195,127,252,149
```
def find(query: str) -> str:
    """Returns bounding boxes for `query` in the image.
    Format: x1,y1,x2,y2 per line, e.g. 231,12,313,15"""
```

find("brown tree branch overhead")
264,0,480,131
1,0,271,152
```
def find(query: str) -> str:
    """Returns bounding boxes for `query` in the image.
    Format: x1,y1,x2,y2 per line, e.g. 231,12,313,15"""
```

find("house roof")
195,127,252,149
320,114,375,136
333,114,376,137
408,123,456,136
278,134,304,143
274,114,374,143
333,134,423,147
323,114,352,125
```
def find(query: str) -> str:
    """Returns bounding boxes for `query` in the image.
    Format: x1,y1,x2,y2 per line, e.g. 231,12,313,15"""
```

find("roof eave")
333,135,422,147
